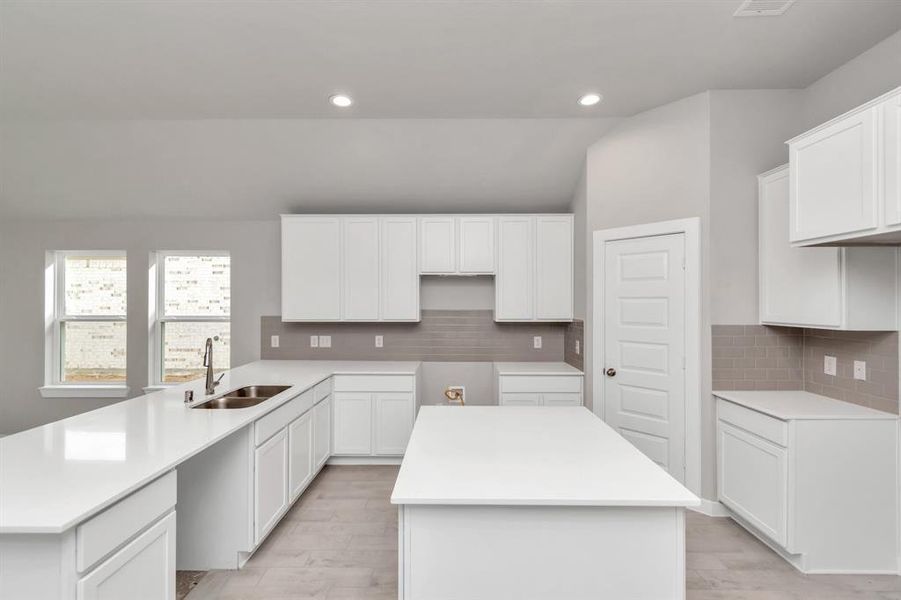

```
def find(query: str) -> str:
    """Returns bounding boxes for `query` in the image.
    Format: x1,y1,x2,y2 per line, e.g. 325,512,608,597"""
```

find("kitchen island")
391,406,699,600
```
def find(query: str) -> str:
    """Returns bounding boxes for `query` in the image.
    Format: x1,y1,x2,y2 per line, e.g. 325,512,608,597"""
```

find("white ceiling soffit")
734,0,796,17
1,0,901,119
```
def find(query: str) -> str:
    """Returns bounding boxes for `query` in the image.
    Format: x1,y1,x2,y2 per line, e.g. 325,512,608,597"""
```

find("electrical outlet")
270,335,280,348
310,335,319,348
533,336,542,349
575,340,580,355
319,335,332,348
824,355,837,376
375,335,383,348
854,360,867,381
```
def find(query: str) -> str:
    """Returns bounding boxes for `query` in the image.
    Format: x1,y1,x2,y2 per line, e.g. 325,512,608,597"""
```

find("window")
41,251,129,397
150,252,230,385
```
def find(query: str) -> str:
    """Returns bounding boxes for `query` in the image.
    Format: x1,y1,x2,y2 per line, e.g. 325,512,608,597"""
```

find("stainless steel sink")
191,385,292,409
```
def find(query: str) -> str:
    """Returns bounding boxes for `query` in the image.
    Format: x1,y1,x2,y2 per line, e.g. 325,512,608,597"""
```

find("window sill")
39,385,131,399
142,385,176,394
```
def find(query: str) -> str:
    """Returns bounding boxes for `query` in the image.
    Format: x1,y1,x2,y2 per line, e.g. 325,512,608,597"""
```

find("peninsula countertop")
391,406,699,508
494,362,583,376
713,390,898,420
0,360,420,534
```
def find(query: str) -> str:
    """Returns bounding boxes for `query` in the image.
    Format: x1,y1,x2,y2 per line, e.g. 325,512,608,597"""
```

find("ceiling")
0,1,899,220
2,1,900,119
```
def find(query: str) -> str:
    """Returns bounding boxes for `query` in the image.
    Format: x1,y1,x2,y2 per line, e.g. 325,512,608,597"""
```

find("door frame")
592,217,701,495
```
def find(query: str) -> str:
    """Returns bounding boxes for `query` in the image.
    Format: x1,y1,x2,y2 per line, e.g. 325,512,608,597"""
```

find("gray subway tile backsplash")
713,324,899,414
261,310,571,363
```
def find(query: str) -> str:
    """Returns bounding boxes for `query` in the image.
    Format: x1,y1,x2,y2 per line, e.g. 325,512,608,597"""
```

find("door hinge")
681,257,686,270
682,356,686,370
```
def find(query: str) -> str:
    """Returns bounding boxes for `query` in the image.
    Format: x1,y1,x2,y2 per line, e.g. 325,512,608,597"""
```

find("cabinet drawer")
543,393,582,407
77,470,177,573
255,390,314,446
499,393,542,406
500,375,582,394
333,375,414,393
717,399,788,447
313,378,331,403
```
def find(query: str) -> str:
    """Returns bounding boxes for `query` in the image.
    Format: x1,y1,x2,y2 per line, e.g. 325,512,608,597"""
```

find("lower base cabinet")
313,395,331,469
254,429,289,545
332,375,416,456
77,511,177,600
289,411,314,502
496,374,584,406
334,392,374,455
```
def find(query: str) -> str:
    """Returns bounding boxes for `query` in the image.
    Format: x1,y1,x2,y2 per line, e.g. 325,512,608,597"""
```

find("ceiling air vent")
734,0,795,17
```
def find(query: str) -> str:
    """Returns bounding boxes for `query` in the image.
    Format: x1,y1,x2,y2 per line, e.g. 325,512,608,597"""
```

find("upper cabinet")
282,215,419,322
496,215,573,322
759,165,897,330
419,216,495,274
789,87,901,246
283,214,572,323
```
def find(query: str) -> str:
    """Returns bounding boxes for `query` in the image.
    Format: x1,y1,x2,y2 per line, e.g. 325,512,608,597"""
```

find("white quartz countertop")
391,406,699,507
494,362,582,375
714,390,898,420
0,360,420,534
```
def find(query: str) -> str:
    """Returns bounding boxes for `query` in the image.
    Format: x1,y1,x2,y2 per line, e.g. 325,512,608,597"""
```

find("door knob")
605,368,616,377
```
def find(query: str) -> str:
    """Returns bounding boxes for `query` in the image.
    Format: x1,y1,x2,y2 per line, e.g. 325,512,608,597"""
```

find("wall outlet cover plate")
824,355,837,376
310,335,319,348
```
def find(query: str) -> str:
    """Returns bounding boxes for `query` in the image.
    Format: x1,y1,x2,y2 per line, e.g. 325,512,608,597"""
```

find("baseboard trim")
689,498,729,517
327,456,403,466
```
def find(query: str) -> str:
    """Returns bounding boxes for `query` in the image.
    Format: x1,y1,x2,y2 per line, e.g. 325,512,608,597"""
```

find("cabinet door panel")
499,393,542,406
790,108,878,242
374,393,414,455
496,217,534,320
420,217,456,273
333,393,373,455
381,217,419,320
282,217,341,320
543,393,582,407
78,512,176,600
759,167,842,328
459,217,495,273
254,429,288,544
289,412,313,501
535,216,573,320
884,93,901,227
343,217,380,320
718,422,788,547
313,396,331,469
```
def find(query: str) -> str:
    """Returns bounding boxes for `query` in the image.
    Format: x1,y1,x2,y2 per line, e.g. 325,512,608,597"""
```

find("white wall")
0,220,280,434
708,89,804,324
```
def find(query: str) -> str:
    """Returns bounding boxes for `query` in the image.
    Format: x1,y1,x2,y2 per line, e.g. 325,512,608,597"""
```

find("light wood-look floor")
184,465,901,600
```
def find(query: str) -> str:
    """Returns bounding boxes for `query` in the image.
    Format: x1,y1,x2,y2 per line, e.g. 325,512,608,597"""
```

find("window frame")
148,250,231,388
40,250,130,398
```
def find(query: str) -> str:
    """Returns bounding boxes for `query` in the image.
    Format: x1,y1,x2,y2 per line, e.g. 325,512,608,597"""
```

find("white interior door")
604,233,686,482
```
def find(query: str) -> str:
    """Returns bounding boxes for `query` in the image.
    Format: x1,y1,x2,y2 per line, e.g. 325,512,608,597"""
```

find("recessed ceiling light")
578,93,602,107
329,94,353,108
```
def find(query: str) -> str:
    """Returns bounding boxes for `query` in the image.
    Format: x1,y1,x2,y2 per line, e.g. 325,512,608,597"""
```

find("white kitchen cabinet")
759,165,898,330
715,392,898,573
789,87,901,245
254,429,288,545
343,217,380,320
381,217,419,320
496,216,534,320
332,375,416,457
281,216,341,321
496,215,573,322
375,393,415,455
420,217,456,273
313,395,331,470
419,216,495,275
288,411,313,502
77,511,176,600
497,373,583,406
333,392,373,455
535,216,573,320
458,216,495,273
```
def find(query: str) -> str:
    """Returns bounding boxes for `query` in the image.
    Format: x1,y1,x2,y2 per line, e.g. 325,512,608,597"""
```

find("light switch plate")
824,355,837,376
270,335,280,349
375,335,383,348
533,336,542,349
310,335,319,348
319,335,332,348
853,360,866,381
